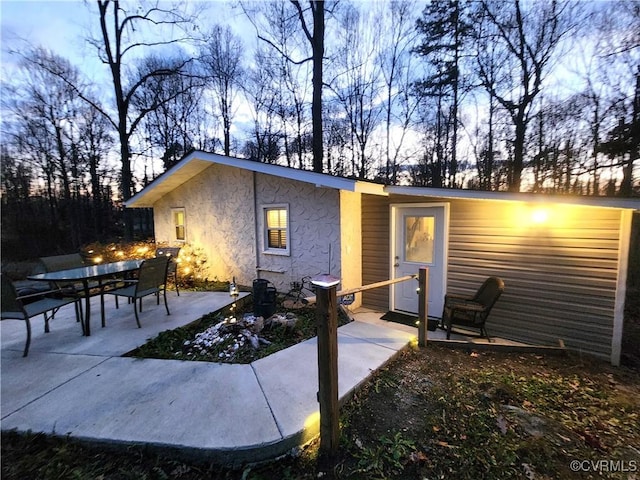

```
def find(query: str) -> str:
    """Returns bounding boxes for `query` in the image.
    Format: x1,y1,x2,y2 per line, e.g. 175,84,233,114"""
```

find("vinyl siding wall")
361,194,625,361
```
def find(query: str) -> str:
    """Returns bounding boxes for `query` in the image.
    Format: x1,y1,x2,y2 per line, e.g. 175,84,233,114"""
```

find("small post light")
311,273,341,289
311,272,341,458
229,276,240,316
229,276,239,298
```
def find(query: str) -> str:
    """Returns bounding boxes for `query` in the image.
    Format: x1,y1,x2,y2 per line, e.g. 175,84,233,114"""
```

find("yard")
3,343,639,480
2,236,639,479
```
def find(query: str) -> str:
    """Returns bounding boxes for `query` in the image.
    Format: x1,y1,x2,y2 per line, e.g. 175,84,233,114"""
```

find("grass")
3,344,639,480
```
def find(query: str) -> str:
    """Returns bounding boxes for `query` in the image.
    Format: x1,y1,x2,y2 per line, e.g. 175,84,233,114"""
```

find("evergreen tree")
414,0,472,188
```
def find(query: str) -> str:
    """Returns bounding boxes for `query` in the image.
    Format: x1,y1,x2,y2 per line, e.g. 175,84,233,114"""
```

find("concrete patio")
1,291,416,465
2,287,551,465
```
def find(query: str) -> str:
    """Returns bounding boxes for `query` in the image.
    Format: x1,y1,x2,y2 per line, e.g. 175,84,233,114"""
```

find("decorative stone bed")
126,297,351,364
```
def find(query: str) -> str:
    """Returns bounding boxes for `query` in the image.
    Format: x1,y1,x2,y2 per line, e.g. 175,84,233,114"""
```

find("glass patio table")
28,259,143,336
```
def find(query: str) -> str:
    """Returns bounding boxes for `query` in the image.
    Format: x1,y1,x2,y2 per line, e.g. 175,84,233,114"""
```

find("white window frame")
172,207,186,243
262,204,290,256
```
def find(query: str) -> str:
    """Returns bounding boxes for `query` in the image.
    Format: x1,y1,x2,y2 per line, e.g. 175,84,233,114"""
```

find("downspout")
253,171,261,279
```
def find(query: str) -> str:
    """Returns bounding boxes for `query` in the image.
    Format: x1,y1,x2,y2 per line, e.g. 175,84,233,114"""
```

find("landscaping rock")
182,314,270,361
267,313,298,330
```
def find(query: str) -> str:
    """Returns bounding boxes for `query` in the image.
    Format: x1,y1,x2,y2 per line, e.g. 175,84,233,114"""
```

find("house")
126,151,640,365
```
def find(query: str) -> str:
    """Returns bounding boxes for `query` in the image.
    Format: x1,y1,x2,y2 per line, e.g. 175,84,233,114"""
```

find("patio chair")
442,276,505,341
1,273,82,356
106,256,170,328
155,247,181,296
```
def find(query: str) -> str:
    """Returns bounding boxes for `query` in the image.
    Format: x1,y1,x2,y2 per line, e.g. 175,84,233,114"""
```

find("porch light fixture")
311,274,340,289
531,207,549,224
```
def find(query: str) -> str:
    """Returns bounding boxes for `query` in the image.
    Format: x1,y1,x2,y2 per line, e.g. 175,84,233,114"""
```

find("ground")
3,344,639,480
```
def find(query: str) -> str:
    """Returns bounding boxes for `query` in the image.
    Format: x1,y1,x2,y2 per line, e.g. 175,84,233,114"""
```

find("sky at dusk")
0,1,250,81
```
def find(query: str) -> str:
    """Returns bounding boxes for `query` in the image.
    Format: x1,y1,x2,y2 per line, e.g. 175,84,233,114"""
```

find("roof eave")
126,151,388,208
384,185,640,210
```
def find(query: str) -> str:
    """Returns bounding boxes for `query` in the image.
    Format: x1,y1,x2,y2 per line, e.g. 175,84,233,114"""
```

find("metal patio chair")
442,276,505,341
1,273,82,356
106,256,171,328
155,247,181,296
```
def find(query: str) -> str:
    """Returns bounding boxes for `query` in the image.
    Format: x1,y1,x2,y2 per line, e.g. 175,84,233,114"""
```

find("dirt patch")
334,346,640,479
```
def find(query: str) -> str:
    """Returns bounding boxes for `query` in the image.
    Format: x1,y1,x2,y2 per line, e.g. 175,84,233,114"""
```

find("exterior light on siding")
531,208,549,224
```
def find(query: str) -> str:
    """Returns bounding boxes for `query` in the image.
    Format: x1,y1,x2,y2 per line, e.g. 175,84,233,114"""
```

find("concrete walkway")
1,291,415,465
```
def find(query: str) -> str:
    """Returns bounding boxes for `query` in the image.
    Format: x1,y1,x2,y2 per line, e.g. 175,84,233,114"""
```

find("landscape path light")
311,273,341,460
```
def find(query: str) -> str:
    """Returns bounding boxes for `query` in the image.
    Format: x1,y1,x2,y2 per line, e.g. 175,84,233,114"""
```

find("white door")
392,205,447,317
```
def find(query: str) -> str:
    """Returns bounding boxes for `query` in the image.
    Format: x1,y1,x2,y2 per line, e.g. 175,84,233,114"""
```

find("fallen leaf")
522,462,536,479
435,440,457,448
409,451,428,463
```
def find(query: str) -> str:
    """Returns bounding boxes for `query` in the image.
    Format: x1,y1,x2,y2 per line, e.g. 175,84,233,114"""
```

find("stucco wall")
153,165,347,294
254,174,342,293
153,164,256,286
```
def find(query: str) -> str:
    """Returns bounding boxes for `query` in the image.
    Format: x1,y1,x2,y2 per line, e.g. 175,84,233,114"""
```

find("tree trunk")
510,109,527,192
311,1,324,174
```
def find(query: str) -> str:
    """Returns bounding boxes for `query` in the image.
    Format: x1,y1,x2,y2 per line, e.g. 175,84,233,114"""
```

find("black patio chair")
1,273,82,356
155,247,181,296
106,256,171,328
442,276,505,341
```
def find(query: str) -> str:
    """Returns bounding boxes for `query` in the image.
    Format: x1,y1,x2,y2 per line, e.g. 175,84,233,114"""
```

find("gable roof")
125,151,387,208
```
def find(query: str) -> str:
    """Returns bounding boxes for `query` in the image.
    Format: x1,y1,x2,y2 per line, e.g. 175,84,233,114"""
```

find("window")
172,208,186,242
263,205,289,255
404,215,435,264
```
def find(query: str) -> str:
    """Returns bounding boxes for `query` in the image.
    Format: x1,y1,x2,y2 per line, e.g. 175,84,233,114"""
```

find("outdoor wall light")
531,207,549,224
311,274,341,289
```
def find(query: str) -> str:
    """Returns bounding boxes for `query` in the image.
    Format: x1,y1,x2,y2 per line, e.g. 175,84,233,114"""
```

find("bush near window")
80,241,209,289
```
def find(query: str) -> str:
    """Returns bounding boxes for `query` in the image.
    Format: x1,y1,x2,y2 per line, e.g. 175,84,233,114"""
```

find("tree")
377,1,421,184
200,25,244,157
84,0,202,238
244,1,327,173
414,0,473,188
473,0,575,192
4,48,89,246
328,3,384,179
243,47,282,164
135,53,206,171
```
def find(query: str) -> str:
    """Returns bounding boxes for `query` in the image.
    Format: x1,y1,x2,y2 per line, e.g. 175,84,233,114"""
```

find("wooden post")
418,266,429,347
314,279,340,459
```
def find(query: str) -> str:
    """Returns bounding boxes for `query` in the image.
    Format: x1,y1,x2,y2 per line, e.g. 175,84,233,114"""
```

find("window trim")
262,204,290,256
172,207,186,243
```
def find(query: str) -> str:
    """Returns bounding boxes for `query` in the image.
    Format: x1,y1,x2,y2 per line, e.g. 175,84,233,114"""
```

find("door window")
404,216,435,264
